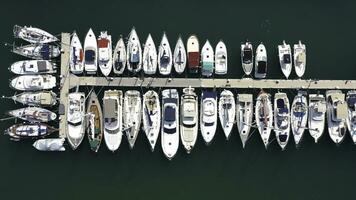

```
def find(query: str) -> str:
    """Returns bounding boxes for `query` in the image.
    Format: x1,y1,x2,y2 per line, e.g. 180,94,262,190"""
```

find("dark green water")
1,0,356,199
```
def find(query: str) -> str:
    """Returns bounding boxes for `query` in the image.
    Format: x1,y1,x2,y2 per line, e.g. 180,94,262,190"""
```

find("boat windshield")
164,127,176,134
257,61,267,73
283,54,291,64
164,106,176,122
243,49,252,63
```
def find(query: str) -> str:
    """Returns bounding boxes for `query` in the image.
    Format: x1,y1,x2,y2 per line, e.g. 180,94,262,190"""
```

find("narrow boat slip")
69,32,84,74
142,34,158,75
124,90,141,149
201,40,214,77
346,91,356,143
5,123,56,141
200,90,217,145
84,28,98,74
274,92,290,150
236,94,253,148
126,27,142,73
12,43,60,60
308,94,326,143
158,33,173,75
294,41,306,78
33,138,66,152
98,31,112,76
112,36,127,75
278,40,292,79
187,35,200,73
7,107,56,123
218,90,235,140
255,43,267,79
173,37,187,74
291,91,308,147
241,41,253,76
10,60,56,75
87,91,103,152
255,91,273,149
9,91,57,107
10,75,56,91
13,25,58,44
67,92,86,150
326,90,347,145
214,41,227,75
142,90,160,151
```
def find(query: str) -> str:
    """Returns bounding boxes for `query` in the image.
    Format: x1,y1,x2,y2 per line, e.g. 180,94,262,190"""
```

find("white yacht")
10,75,56,91
346,91,356,143
124,90,142,149
236,94,253,148
9,91,57,107
12,44,60,60
112,36,127,75
274,92,290,150
69,32,84,74
126,27,142,73
5,123,56,141
218,90,235,140
33,138,65,152
10,60,56,75
67,92,86,150
241,41,253,75
308,94,326,143
201,40,214,77
291,91,308,147
294,41,306,78
158,33,173,75
87,91,103,152
255,91,273,149
8,107,56,123
97,31,112,76
13,25,58,44
326,90,347,145
255,43,267,79
187,35,200,73
200,90,217,145
278,40,292,79
142,90,161,151
215,40,227,75
84,28,98,74
173,36,187,74
142,34,158,75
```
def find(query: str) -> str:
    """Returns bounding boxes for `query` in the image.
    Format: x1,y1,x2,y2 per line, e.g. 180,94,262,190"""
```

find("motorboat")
255,43,267,79
87,91,103,152
274,92,290,150
8,91,56,107
158,33,173,75
200,90,217,145
255,91,273,149
10,75,56,91
215,40,227,75
103,90,123,152
84,28,98,74
5,123,56,141
33,138,65,151
346,91,356,143
69,32,84,74
7,107,56,123
294,41,306,78
326,90,347,145
142,34,158,75
218,90,235,140
278,40,292,79
241,41,253,75
308,94,326,143
10,60,56,75
142,90,161,151
187,35,200,73
12,44,60,60
67,92,86,150
291,91,308,147
173,36,187,74
126,27,142,73
13,25,58,43
98,31,112,76
180,87,198,153
124,90,142,149
236,94,253,148
161,89,179,160
112,36,127,75
201,40,214,77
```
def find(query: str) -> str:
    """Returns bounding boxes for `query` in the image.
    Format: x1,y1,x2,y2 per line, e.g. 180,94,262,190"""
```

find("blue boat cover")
202,90,216,99
164,106,176,122
40,44,50,60
85,50,95,64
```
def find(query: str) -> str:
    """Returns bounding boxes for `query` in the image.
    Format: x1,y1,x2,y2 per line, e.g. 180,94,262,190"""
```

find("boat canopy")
85,50,96,64
98,39,109,48
257,61,267,73
40,45,50,60
188,52,199,67
347,96,356,108
37,61,49,72
164,106,176,122
335,103,347,120
283,54,291,64
104,99,117,119
243,49,252,63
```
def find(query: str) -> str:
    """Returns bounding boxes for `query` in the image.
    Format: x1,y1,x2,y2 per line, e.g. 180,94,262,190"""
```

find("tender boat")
7,107,56,123
236,94,253,148
346,91,356,143
112,36,127,75
173,36,187,74
10,60,56,75
278,40,292,79
87,91,103,152
200,90,217,145
10,75,56,91
308,94,326,143
291,91,308,147
158,33,173,75
97,31,112,76
201,40,214,77
5,123,56,141
294,41,306,78
255,91,273,149
255,43,267,79
126,27,142,73
274,92,290,150
241,41,253,75
9,91,57,107
67,92,86,150
142,34,158,75
12,44,60,60
69,32,84,74
13,25,58,44
218,90,235,140
103,90,123,152
33,138,65,151
187,35,200,73
326,90,347,145
215,40,227,75
142,90,161,151
84,28,98,74
124,90,142,149
180,87,198,153
161,89,179,160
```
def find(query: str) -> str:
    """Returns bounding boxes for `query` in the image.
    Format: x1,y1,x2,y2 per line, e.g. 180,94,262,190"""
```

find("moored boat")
33,138,65,151
142,34,158,75
12,44,60,60
13,25,58,44
87,91,103,152
215,40,227,75
5,123,56,141
346,91,356,143
69,32,84,74
236,94,253,148
274,92,290,150
201,40,214,77
9,91,57,107
7,107,56,123
126,27,142,73
97,31,112,76
158,33,173,75
326,90,347,145
187,35,200,73
10,60,56,75
254,43,267,79
112,36,127,75
10,75,56,91
308,94,326,143
294,41,306,78
142,90,160,151
241,41,253,75
124,90,142,149
173,36,187,74
200,90,217,145
218,90,235,140
255,91,273,149
291,91,308,147
278,40,292,79
67,92,86,150
84,28,98,74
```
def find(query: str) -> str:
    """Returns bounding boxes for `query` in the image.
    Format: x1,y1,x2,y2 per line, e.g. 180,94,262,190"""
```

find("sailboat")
346,91,356,144
87,91,103,152
142,34,158,75
10,60,56,75
294,41,306,78
84,28,98,74
278,40,292,79
241,41,253,75
255,91,273,149
10,75,56,91
158,33,173,75
5,123,56,141
97,31,112,76
126,27,142,73
8,91,57,107
291,91,308,147
67,92,86,150
7,107,56,123
142,90,161,151
218,90,235,140
69,32,84,74
200,90,217,145
33,138,65,151
13,25,58,44
187,35,200,73
254,43,267,79
308,94,326,143
12,44,60,60
112,36,127,75
201,40,214,77
173,36,187,74
124,90,142,149
236,94,253,148
326,90,347,145
274,92,290,150
215,40,227,75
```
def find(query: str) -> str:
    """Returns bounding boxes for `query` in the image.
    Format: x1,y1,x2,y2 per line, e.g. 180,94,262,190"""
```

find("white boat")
84,28,98,74
112,36,127,75
69,32,84,74
142,90,161,151
126,28,142,73
67,92,86,150
274,92,290,150
103,90,123,152
10,75,56,91
294,41,306,78
158,33,173,75
200,90,217,145
218,90,235,140
10,60,56,75
215,40,227,75
255,43,267,79
173,36,187,74
97,31,112,76
9,91,57,107
142,34,158,75
124,90,142,149
12,44,60,60
255,91,273,149
241,41,253,75
87,91,103,152
308,94,326,143
326,90,347,145
180,87,198,153
5,123,56,141
346,91,356,143
291,91,308,147
278,40,292,79
236,94,253,148
161,89,179,160
7,107,56,123
33,138,65,151
187,35,200,73
13,25,58,44
201,40,214,77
